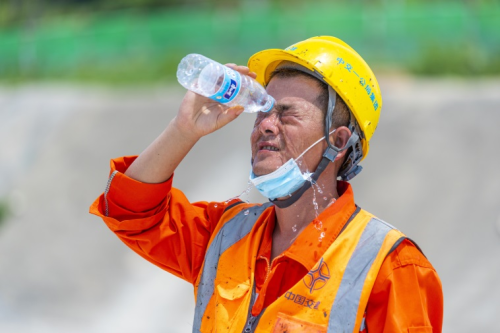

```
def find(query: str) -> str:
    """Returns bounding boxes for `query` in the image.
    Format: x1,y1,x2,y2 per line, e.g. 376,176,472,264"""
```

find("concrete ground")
0,77,499,332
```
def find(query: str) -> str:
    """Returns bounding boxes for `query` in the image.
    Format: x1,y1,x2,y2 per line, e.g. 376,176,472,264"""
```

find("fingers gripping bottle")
176,54,274,113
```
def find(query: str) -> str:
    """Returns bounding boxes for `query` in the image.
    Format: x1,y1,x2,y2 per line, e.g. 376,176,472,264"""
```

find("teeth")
262,146,279,151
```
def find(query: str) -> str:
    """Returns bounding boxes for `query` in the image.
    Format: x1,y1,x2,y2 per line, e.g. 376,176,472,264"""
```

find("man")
90,36,443,332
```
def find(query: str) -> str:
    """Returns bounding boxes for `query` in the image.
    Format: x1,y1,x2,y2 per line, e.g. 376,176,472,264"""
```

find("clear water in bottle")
176,54,274,113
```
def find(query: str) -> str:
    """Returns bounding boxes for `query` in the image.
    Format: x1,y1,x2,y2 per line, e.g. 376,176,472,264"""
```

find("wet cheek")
250,130,257,141
282,133,304,156
250,130,259,152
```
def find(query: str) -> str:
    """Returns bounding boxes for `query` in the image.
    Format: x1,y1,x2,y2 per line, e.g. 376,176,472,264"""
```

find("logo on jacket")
303,258,330,293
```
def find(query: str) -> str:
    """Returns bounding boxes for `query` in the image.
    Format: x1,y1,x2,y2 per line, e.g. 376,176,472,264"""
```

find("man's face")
251,75,326,176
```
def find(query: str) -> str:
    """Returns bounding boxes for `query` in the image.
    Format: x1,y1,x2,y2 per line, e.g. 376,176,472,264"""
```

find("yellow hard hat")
248,36,382,161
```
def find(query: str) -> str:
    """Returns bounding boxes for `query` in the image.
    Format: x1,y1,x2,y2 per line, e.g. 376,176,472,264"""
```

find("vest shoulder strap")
193,202,273,333
328,213,402,332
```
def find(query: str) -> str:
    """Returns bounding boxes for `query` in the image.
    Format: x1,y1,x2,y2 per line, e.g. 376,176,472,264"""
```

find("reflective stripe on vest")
193,203,273,333
328,218,395,332
193,206,404,333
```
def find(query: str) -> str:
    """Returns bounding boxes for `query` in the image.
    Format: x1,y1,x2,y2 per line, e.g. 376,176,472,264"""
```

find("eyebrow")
274,103,294,114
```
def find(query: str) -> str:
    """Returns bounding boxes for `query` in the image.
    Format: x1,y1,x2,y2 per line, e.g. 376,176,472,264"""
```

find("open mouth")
256,141,281,154
260,146,279,152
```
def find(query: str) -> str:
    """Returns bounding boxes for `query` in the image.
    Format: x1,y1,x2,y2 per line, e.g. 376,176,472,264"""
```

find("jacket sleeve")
89,156,238,284
365,239,444,333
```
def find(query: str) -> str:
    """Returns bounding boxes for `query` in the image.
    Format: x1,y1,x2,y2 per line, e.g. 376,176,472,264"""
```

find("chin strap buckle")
323,146,339,162
340,165,363,181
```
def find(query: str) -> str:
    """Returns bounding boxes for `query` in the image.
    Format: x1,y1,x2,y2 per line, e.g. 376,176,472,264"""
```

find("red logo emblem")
303,258,330,293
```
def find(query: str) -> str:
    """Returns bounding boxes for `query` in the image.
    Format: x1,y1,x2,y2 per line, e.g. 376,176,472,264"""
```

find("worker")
90,36,443,332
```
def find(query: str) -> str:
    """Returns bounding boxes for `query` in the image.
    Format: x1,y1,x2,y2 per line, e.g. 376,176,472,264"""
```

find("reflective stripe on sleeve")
104,170,118,217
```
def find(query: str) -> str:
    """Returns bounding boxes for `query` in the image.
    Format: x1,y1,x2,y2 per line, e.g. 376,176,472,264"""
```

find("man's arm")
89,157,241,283
90,64,257,283
124,64,255,184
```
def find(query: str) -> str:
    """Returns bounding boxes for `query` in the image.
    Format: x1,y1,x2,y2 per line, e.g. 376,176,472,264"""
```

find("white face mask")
249,129,336,200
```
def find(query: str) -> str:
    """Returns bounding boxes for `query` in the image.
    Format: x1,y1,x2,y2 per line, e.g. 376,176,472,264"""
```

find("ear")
331,126,352,161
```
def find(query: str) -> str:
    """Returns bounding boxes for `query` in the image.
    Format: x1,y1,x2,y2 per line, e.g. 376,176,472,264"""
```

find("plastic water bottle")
176,54,274,113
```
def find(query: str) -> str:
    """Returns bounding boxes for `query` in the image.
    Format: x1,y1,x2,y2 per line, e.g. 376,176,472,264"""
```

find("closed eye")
275,104,290,114
253,103,299,127
279,106,301,122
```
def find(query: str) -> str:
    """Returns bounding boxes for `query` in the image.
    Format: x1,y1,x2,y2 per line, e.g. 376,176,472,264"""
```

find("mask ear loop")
271,128,339,209
295,128,337,162
322,86,359,163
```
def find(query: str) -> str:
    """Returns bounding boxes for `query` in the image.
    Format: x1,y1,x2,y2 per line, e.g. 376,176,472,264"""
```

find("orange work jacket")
90,156,443,332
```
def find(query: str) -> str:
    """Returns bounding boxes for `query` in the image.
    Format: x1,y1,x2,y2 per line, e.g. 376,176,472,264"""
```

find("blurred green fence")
0,2,499,83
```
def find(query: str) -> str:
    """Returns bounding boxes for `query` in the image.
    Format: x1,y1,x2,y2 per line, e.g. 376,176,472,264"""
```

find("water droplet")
312,198,319,218
310,182,321,218
326,198,336,208
214,204,218,208
323,196,328,201
226,182,254,204
314,220,323,231
244,210,250,215
318,232,326,242
292,224,297,232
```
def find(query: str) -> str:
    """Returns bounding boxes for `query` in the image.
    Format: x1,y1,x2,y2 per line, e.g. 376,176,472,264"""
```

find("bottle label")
210,67,241,104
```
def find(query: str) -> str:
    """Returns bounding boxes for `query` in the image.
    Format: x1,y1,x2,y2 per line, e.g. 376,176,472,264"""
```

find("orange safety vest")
193,202,406,333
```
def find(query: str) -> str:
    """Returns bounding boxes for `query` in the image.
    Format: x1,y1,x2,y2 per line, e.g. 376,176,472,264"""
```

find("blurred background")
0,0,499,332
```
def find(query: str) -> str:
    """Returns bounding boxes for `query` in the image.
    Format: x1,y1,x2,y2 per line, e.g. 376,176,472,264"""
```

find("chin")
252,163,281,177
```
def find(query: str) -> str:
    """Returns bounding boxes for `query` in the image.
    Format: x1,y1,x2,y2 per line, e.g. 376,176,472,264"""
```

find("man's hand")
173,64,257,141
124,64,257,184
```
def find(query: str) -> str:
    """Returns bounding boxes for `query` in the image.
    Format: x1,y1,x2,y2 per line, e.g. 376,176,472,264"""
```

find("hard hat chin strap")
324,86,337,151
269,62,363,208
324,85,364,181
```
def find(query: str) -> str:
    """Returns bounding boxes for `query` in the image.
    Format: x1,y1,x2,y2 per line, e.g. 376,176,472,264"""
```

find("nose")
258,112,279,135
